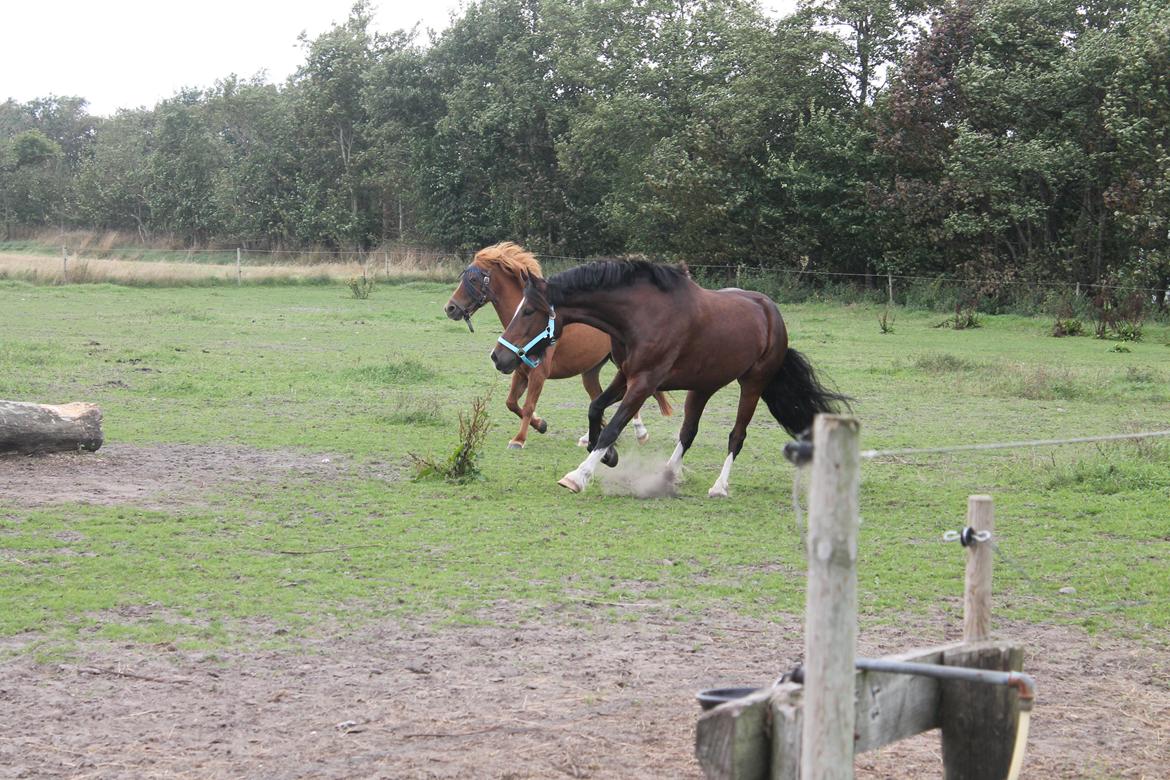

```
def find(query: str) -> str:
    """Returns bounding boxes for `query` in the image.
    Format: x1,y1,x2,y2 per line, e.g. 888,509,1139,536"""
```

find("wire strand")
861,430,1170,460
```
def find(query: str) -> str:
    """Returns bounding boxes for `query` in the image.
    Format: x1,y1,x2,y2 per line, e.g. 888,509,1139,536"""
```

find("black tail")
762,348,852,437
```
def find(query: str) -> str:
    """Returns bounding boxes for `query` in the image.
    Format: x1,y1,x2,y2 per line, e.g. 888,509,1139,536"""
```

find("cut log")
0,401,104,454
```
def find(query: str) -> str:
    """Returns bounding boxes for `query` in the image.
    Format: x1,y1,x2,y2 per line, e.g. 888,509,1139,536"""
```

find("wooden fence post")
236,248,242,285
802,414,861,780
963,495,994,642
62,245,68,279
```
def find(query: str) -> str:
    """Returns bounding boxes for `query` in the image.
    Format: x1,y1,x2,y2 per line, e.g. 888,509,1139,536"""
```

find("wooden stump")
0,401,104,454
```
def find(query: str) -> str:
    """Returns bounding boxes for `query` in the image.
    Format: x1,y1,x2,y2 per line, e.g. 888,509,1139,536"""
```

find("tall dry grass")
0,249,461,287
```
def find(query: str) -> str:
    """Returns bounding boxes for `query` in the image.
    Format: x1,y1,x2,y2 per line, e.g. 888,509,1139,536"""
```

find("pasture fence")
693,416,1170,779
23,242,1170,305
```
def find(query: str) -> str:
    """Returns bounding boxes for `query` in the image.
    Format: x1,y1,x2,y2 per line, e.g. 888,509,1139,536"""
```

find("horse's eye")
522,308,534,317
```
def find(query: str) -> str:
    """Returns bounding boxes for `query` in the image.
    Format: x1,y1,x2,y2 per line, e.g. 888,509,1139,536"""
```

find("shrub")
348,275,375,299
913,353,979,373
410,392,492,483
1052,318,1085,337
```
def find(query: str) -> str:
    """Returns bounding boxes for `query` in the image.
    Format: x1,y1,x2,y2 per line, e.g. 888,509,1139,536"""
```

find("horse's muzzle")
491,348,518,374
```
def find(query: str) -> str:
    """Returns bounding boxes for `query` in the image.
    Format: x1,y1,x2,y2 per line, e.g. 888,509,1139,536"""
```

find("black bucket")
696,686,761,711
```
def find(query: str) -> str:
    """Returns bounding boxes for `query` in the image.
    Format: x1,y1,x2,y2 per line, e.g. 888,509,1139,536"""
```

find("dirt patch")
0,444,391,509
0,608,1164,779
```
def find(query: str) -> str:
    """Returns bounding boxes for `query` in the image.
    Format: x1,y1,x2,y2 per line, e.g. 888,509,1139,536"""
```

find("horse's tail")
652,391,674,417
762,348,851,437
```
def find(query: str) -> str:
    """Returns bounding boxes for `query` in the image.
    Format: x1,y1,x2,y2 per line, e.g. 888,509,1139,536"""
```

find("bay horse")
489,260,849,495
444,242,672,449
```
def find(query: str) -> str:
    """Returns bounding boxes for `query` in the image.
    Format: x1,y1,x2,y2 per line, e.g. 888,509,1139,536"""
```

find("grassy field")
1,278,1168,655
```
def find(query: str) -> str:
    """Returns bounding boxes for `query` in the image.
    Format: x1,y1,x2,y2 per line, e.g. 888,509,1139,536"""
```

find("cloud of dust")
596,449,681,499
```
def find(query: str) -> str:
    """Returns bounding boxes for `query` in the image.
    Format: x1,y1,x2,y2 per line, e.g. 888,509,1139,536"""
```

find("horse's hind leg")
664,389,713,480
708,384,762,498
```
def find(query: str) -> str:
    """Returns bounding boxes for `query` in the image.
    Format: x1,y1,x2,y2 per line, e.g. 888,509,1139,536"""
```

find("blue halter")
497,307,557,369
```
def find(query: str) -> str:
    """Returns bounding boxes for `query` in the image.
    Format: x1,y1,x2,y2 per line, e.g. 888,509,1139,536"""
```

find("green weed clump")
913,353,979,373
994,365,1094,401
347,360,436,384
410,392,492,483
1051,318,1085,337
936,304,982,330
348,275,375,299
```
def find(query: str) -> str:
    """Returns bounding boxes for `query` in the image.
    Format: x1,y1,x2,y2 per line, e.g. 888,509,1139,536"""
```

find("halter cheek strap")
497,308,557,369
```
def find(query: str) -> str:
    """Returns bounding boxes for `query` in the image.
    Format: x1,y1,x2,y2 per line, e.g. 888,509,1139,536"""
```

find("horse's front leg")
504,371,530,449
585,373,626,453
509,365,551,449
577,361,606,447
561,377,653,494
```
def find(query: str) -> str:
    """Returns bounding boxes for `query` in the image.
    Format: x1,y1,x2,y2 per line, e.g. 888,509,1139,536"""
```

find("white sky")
1,0,798,117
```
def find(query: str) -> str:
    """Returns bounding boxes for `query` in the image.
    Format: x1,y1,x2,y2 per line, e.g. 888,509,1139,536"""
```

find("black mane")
544,260,689,306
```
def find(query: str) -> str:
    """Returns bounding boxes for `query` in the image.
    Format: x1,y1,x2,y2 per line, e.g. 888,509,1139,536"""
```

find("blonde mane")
472,241,543,279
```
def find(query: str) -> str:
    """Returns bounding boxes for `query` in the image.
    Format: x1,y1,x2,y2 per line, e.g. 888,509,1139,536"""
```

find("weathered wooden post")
802,414,860,780
62,244,68,279
941,494,1023,780
963,495,994,641
236,248,243,285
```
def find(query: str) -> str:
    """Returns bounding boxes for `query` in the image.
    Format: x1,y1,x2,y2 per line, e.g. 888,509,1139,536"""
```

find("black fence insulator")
783,439,814,466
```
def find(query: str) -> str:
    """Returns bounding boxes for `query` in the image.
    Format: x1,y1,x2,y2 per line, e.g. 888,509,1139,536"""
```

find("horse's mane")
472,241,543,279
546,260,690,306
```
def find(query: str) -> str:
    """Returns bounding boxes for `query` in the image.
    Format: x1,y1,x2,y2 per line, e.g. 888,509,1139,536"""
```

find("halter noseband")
497,305,557,369
453,266,497,332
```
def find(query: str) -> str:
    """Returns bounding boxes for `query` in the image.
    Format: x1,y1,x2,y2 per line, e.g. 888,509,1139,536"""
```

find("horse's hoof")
636,430,650,444
602,446,619,468
577,435,590,448
558,475,582,493
708,485,729,498
533,419,548,434
507,441,524,450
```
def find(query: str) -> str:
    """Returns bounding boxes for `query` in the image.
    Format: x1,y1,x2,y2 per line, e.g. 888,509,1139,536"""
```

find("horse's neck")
557,287,641,337
488,274,525,326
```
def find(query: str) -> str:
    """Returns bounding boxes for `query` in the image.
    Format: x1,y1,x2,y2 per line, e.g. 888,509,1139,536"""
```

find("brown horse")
489,260,848,495
444,243,672,449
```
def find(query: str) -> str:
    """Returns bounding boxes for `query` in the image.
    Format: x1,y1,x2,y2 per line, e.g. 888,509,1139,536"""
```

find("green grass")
1,282,1168,651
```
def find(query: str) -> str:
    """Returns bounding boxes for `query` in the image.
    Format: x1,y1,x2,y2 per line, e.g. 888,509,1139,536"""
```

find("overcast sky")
2,0,798,117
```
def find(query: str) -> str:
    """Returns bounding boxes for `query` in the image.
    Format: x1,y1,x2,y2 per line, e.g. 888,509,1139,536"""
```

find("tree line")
1,0,1167,302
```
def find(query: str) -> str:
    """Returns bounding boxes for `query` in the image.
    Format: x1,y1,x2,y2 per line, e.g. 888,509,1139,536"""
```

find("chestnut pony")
489,260,848,495
444,242,672,449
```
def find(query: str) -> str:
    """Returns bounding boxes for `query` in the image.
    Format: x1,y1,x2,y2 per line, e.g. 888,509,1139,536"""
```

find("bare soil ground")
0,447,1166,778
0,611,1166,779
0,444,391,509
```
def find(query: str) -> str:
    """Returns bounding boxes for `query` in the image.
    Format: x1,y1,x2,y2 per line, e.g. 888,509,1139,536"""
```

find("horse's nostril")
445,304,456,314
491,351,498,364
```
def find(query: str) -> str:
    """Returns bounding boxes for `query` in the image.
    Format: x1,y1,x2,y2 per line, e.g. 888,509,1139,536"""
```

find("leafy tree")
289,0,378,247
147,95,222,243
76,111,154,237
1101,0,1170,306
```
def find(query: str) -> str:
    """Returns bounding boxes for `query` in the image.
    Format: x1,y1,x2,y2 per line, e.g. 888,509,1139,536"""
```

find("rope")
861,430,1170,460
